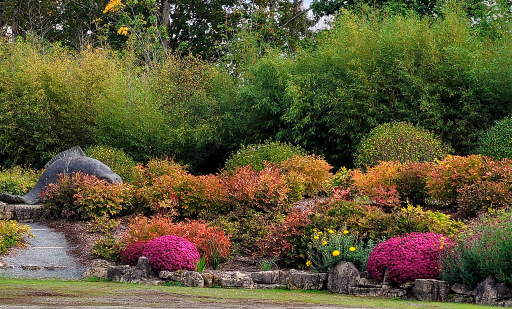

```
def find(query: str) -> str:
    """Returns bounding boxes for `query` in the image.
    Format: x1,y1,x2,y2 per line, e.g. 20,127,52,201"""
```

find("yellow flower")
313,229,317,232
318,231,323,235
103,0,124,13
343,230,349,234
328,229,334,234
306,261,311,267
332,250,340,257
117,26,129,36
349,247,356,252
439,245,444,250
314,236,319,239
322,241,327,245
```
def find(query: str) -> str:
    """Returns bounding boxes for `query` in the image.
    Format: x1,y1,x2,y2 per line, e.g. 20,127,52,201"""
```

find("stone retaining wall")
0,202,42,222
85,258,512,307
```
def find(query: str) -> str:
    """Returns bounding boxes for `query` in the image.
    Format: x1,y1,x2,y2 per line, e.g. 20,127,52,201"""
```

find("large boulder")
213,271,255,289
412,279,450,302
83,259,113,279
327,261,360,294
474,276,498,305
287,270,327,290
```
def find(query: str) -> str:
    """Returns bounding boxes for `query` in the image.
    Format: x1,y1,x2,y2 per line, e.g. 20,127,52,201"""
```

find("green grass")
0,278,494,308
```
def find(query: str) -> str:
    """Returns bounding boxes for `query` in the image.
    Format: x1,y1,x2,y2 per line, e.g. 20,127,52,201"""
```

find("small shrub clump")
224,141,306,171
354,122,450,168
475,116,512,160
124,215,230,264
120,241,149,266
41,172,130,220
90,235,125,262
0,220,34,254
367,232,451,285
142,235,200,272
441,209,512,287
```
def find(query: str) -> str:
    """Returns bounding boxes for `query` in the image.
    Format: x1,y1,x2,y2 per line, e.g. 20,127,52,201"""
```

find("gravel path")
0,222,85,279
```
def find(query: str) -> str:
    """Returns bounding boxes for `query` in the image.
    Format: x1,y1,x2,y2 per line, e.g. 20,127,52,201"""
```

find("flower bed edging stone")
92,258,512,306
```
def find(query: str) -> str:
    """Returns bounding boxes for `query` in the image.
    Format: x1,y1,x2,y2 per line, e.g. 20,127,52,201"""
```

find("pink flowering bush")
142,235,200,272
367,232,451,285
120,241,148,266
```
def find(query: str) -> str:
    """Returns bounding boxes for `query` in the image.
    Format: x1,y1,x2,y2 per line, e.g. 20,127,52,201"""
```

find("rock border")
84,259,512,307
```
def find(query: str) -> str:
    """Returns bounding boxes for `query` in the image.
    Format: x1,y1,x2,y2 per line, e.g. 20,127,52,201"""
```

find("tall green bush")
354,122,451,168
85,146,137,183
239,4,512,168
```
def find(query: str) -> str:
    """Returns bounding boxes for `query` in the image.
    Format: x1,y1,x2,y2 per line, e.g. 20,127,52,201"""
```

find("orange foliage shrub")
279,155,333,198
124,215,231,263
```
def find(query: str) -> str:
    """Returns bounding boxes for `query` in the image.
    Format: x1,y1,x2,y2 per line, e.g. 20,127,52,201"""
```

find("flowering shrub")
40,172,130,220
120,241,149,266
367,232,451,285
142,235,200,272
124,215,230,264
441,209,512,286
0,220,33,254
307,229,377,272
224,141,306,171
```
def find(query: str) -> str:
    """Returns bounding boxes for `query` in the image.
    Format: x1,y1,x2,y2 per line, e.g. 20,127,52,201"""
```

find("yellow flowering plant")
307,228,377,273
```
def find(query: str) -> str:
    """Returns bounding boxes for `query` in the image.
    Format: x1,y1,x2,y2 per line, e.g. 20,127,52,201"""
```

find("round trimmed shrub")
85,145,137,182
475,116,512,160
224,141,306,171
354,122,451,168
367,232,451,285
142,235,200,272
120,241,148,266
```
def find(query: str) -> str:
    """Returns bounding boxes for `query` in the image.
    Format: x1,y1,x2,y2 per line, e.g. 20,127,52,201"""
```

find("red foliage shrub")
256,209,312,265
142,235,200,272
124,215,230,263
367,232,452,285
220,165,289,213
120,241,148,266
40,172,130,219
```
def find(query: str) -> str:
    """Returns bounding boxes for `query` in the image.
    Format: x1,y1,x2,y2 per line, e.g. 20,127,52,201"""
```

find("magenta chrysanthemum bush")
120,241,148,266
367,232,451,285
142,235,200,272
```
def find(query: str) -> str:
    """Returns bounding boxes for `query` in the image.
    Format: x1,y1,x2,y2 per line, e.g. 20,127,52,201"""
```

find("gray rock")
382,288,407,298
120,257,157,283
0,146,122,205
412,279,450,302
251,271,289,285
348,287,382,297
287,269,327,290
474,276,498,305
214,271,255,289
327,261,360,294
107,265,131,282
201,272,215,288
21,265,43,271
257,284,287,289
451,283,473,295
357,277,382,287
83,259,113,279
496,283,511,300
451,295,474,303
496,299,512,307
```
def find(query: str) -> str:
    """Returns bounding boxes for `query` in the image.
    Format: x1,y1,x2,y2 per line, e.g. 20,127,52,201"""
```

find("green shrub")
224,141,306,171
0,166,40,195
475,116,512,160
85,146,137,183
354,122,451,168
90,235,125,262
0,220,34,254
441,209,512,287
307,228,377,272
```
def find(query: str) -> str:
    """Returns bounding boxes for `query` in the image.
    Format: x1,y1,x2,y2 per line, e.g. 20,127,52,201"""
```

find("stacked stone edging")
85,258,512,307
0,202,42,222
